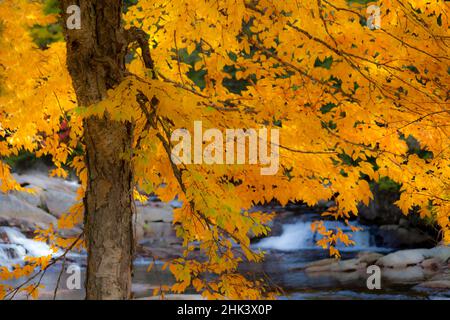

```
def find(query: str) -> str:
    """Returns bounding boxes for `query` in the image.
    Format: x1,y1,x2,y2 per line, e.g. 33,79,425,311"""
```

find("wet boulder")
0,193,57,231
375,249,429,268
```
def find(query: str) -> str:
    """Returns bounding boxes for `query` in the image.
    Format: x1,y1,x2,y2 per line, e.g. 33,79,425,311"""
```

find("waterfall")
258,221,312,251
0,244,27,268
256,219,383,251
0,227,54,269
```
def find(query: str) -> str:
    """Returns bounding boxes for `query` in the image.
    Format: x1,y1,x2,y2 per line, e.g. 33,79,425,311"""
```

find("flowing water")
256,218,384,252
247,215,448,300
0,218,448,300
0,227,55,269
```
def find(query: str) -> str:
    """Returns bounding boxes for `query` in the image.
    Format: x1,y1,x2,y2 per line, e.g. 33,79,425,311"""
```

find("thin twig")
5,232,83,300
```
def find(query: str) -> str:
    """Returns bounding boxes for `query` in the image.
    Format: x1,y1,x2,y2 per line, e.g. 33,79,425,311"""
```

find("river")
1,215,449,300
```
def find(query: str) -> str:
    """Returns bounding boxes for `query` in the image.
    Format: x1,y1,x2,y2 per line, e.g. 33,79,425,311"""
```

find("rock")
305,258,336,268
382,266,426,283
13,173,79,194
305,264,333,273
0,193,57,231
428,246,450,263
357,184,437,248
376,246,450,269
375,225,433,249
357,251,384,264
304,258,337,272
138,222,177,242
135,203,178,244
132,283,158,299
330,258,366,272
357,184,404,225
421,258,443,271
316,200,336,209
136,243,183,260
375,249,429,268
11,173,79,218
262,211,296,238
41,189,77,218
305,258,366,273
136,203,173,223
415,280,450,290
1,172,189,253
13,190,42,208
398,218,410,228
304,270,362,284
430,268,450,281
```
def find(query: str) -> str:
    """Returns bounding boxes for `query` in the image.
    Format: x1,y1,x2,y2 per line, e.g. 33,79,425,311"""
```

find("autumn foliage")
0,0,449,299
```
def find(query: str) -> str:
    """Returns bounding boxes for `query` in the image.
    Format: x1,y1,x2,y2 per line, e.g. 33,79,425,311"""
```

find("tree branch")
124,26,157,79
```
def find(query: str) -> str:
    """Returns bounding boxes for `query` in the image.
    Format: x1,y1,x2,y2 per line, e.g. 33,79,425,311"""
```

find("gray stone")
0,193,57,231
375,249,429,268
12,189,42,208
305,258,366,273
304,258,337,272
415,280,450,290
428,246,450,263
135,203,177,244
305,270,362,284
41,189,77,218
305,258,336,268
382,266,426,283
421,258,443,271
136,203,173,223
13,173,79,194
375,225,433,248
357,251,384,264
140,222,175,239
357,184,404,225
330,258,366,272
11,173,79,218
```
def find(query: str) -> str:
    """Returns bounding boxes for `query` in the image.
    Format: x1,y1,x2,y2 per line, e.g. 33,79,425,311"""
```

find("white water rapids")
0,218,387,270
0,227,54,269
256,219,385,252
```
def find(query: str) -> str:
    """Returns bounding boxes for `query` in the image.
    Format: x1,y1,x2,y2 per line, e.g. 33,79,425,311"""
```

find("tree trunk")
61,0,135,299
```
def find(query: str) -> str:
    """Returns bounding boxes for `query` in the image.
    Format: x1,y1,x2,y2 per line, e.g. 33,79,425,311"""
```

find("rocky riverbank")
1,171,449,299
1,171,439,252
301,247,450,292
0,172,183,257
